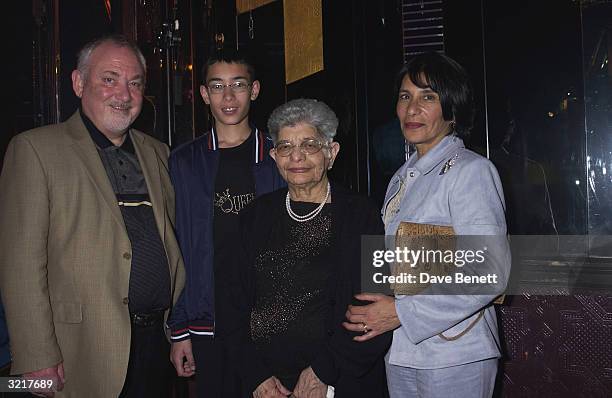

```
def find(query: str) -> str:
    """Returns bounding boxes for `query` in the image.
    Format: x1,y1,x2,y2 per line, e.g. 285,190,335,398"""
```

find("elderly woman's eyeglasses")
274,138,328,157
206,81,251,94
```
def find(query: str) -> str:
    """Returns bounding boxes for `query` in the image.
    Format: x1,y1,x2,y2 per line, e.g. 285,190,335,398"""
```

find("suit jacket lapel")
65,112,127,232
131,131,166,244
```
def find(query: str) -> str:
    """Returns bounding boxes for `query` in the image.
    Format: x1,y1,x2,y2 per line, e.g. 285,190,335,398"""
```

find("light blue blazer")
382,135,510,369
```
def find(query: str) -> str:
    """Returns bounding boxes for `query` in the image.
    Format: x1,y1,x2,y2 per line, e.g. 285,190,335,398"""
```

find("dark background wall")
3,1,612,397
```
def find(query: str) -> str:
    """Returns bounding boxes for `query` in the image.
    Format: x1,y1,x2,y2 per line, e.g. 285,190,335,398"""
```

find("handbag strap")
437,309,485,341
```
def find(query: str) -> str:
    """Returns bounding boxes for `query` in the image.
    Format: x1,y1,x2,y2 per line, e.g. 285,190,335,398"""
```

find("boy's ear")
250,80,260,101
200,85,211,105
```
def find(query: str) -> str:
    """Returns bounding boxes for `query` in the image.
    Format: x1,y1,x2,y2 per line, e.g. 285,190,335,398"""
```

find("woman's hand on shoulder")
292,367,327,398
343,293,400,342
254,376,292,398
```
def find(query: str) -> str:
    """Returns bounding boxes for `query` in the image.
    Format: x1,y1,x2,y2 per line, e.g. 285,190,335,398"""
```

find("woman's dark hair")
396,52,474,138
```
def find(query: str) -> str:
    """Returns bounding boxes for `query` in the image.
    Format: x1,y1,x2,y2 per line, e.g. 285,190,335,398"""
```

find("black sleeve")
310,199,392,385
234,201,275,394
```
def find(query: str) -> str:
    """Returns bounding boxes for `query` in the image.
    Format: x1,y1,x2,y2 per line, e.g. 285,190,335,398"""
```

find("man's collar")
80,107,135,154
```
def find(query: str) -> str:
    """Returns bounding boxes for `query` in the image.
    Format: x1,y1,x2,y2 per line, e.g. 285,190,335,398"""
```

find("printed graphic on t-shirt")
214,188,255,214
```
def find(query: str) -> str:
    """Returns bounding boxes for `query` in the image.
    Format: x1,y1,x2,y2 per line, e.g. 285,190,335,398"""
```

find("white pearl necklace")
285,182,331,222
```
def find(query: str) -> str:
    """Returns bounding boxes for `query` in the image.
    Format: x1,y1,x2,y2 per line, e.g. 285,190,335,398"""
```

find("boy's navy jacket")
167,127,285,341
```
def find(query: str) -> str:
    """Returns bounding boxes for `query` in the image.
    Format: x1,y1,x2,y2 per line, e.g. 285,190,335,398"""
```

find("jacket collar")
206,124,268,164
65,111,127,232
407,135,465,175
385,135,465,200
65,111,162,235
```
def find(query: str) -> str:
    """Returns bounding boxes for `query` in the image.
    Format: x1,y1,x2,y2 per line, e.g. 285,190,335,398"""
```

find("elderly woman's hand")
253,376,292,398
292,367,326,398
343,293,400,342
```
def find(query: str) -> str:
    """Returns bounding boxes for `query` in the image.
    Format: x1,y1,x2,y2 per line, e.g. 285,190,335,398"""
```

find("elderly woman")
344,52,509,398
236,99,391,398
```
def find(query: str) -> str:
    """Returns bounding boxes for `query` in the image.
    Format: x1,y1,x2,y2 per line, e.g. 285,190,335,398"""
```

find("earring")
450,120,456,131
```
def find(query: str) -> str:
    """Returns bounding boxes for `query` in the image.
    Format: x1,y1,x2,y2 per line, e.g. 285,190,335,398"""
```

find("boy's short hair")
201,49,256,84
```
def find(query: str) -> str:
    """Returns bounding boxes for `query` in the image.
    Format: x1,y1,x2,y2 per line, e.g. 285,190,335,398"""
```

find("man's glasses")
274,138,328,157
206,81,251,94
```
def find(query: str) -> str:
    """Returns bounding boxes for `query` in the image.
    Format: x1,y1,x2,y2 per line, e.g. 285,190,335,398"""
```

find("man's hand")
253,376,291,398
292,367,326,398
25,362,65,397
343,293,400,342
170,339,196,377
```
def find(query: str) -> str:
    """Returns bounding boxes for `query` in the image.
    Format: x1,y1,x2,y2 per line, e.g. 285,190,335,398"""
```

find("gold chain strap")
438,309,485,341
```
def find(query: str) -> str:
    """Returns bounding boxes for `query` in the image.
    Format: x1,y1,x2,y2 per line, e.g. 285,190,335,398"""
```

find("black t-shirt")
213,134,256,336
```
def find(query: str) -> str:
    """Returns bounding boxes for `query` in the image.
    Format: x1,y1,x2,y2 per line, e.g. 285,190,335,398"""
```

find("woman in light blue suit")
344,52,509,398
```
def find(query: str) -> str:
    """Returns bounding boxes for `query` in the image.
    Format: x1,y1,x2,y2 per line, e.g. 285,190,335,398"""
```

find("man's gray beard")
105,115,134,135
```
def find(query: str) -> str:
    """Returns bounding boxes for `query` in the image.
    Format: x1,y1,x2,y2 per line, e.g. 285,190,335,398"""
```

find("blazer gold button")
122,297,129,305
123,252,131,260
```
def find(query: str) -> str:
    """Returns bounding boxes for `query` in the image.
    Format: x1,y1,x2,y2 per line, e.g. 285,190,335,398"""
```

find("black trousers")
119,320,173,398
192,333,246,398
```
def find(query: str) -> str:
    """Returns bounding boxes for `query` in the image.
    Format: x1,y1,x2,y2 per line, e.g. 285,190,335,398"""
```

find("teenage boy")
168,51,285,397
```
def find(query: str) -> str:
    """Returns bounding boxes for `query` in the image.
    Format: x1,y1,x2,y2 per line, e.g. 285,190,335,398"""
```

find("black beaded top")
250,202,334,390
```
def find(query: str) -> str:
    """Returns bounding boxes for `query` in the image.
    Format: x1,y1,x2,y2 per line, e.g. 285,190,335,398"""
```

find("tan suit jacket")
0,112,185,397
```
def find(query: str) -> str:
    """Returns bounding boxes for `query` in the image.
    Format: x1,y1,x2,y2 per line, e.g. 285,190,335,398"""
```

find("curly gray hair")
267,99,339,144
